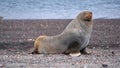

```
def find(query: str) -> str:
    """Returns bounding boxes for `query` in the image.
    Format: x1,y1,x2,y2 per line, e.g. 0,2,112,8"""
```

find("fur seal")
32,11,93,56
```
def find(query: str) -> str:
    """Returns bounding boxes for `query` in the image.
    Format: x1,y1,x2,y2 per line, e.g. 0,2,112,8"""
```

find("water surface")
0,0,120,19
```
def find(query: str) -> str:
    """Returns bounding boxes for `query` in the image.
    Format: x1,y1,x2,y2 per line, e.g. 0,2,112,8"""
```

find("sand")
0,19,120,68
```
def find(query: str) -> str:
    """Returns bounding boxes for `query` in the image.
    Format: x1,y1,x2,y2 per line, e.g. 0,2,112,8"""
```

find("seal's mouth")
83,12,92,21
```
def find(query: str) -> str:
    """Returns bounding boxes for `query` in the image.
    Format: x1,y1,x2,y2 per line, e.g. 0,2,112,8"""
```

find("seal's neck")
78,18,93,34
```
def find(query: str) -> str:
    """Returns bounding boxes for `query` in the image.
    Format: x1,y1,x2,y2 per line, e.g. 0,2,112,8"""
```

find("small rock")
0,64,4,67
93,57,96,60
116,42,119,44
102,64,108,67
117,36,119,39
106,46,109,49
111,51,115,55
72,63,74,65
84,65,87,68
92,47,96,49
19,40,22,42
27,39,34,41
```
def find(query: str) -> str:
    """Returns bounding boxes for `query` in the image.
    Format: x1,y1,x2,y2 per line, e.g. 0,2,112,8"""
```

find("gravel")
0,19,120,68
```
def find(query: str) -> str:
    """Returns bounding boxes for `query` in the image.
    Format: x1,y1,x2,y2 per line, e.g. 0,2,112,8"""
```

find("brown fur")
32,36,47,54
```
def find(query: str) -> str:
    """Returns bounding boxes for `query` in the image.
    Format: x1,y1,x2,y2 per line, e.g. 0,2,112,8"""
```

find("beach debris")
111,51,115,55
19,40,22,42
27,39,35,41
102,63,108,67
0,64,4,67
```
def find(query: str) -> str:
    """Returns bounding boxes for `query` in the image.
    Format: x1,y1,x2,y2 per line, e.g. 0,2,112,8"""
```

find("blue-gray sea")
0,0,120,19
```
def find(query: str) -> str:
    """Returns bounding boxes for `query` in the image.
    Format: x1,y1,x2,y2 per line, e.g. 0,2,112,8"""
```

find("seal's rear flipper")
30,49,40,54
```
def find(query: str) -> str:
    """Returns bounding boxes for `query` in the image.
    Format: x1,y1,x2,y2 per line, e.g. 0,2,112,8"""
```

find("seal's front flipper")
80,48,90,55
69,52,81,57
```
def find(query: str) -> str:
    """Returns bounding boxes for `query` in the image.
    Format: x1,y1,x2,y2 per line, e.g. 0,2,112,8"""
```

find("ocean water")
0,0,120,19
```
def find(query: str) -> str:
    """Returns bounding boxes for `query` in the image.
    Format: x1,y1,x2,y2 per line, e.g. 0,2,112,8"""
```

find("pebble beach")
0,19,120,68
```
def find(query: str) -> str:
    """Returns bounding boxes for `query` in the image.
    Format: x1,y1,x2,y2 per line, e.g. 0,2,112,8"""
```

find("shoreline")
2,17,120,20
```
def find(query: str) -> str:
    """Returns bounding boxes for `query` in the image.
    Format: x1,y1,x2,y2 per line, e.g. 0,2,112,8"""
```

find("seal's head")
77,11,92,22
76,11,93,27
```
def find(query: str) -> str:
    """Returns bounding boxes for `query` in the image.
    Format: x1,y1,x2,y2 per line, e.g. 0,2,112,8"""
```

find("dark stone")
102,64,108,67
